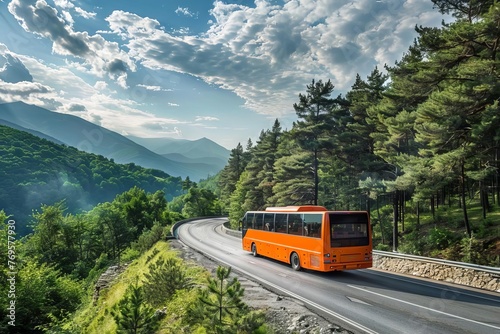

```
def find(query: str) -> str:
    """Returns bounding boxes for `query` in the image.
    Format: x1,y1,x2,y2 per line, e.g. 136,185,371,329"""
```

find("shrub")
399,231,426,255
427,227,459,250
142,257,194,307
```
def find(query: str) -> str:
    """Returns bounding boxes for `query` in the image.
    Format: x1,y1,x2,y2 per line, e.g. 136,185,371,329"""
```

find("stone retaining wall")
220,222,500,293
373,254,500,293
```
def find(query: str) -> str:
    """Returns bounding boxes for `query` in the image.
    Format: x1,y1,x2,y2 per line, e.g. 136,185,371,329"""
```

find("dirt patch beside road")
169,239,354,334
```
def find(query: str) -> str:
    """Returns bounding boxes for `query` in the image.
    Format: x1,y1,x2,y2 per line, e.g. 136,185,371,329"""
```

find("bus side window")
245,213,254,229
275,213,287,233
304,214,322,238
264,213,274,231
288,214,302,235
254,213,264,230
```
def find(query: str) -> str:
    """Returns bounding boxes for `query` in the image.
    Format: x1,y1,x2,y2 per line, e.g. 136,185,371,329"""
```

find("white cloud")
137,84,172,92
94,80,108,91
75,6,96,19
8,0,135,83
0,45,188,138
175,7,196,18
195,116,219,122
53,0,74,10
104,0,446,117
0,80,53,102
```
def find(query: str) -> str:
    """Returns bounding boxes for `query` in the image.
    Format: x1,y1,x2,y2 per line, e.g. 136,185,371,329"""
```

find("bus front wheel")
290,252,301,271
251,243,258,257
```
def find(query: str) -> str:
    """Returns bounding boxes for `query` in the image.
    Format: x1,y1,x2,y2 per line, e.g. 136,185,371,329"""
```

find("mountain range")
0,102,229,181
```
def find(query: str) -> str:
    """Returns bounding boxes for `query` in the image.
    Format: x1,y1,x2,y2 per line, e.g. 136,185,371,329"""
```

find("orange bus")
241,205,372,271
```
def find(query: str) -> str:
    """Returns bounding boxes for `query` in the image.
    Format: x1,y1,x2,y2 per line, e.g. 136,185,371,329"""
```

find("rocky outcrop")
373,253,500,292
93,264,129,305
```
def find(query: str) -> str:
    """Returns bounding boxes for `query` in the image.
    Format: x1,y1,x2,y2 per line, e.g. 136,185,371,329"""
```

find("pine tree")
198,266,248,333
241,119,283,211
142,257,194,307
219,143,249,209
292,79,337,205
413,0,500,236
271,138,315,206
112,278,160,334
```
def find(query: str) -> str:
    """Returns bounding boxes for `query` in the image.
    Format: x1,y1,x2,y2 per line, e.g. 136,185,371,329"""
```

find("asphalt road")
176,217,500,334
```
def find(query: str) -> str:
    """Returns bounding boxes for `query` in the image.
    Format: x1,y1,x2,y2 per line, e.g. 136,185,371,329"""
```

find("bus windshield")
329,213,369,247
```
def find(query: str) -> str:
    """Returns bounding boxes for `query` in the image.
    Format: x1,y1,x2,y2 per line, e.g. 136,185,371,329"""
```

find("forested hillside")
0,125,184,234
217,1,500,265
0,102,217,181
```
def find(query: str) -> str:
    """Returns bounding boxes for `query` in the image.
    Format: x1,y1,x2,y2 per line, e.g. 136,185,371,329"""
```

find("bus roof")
265,205,327,212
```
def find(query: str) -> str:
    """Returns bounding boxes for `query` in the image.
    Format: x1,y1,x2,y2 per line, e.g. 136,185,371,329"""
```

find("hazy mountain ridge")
0,124,183,234
126,135,230,172
0,118,64,144
0,102,227,181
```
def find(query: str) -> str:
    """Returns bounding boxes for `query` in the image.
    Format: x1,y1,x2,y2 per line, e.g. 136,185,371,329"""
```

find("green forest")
216,0,500,265
0,125,186,235
0,187,253,333
1,0,500,332
0,125,230,332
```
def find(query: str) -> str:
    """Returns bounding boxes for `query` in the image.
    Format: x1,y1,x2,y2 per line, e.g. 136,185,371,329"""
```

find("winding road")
176,217,500,334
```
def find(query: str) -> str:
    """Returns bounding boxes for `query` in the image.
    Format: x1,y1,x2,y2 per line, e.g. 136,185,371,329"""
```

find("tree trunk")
430,195,435,220
377,196,385,244
496,148,500,205
416,201,420,228
314,149,318,205
393,190,399,252
480,181,487,219
401,191,405,232
461,162,472,237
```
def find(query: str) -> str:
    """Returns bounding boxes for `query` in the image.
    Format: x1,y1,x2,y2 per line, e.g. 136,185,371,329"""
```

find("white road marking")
348,285,500,330
346,296,372,305
366,269,500,303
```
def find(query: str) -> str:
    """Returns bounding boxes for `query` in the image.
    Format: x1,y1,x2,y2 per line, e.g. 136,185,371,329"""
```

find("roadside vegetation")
67,241,266,334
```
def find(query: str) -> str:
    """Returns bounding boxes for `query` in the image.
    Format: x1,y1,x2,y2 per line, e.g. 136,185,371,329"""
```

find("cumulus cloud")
0,80,52,100
67,102,86,111
0,51,33,83
8,0,135,83
0,45,187,139
105,0,445,117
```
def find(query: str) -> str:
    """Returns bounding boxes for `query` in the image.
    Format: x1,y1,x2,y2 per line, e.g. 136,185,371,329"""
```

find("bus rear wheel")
290,252,301,271
251,243,258,257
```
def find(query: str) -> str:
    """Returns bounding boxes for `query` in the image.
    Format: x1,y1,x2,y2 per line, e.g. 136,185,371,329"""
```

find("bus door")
241,212,255,238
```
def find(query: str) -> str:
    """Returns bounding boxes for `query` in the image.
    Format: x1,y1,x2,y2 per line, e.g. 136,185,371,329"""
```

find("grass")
67,241,208,333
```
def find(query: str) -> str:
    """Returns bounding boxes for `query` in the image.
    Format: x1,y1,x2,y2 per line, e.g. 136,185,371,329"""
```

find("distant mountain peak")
0,102,226,181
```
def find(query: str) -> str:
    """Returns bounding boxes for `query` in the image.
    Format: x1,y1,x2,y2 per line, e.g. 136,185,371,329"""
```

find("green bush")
142,257,194,307
427,227,459,250
374,243,391,251
399,231,426,255
131,222,167,253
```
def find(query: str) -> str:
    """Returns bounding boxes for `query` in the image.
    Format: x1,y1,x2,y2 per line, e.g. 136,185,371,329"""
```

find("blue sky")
0,0,448,149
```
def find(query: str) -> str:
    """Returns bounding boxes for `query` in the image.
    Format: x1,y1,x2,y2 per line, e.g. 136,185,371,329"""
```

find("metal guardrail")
170,216,228,239
217,220,499,276
373,250,500,276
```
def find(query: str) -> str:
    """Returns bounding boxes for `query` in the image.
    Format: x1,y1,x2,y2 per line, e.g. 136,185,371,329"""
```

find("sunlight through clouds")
0,0,449,147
